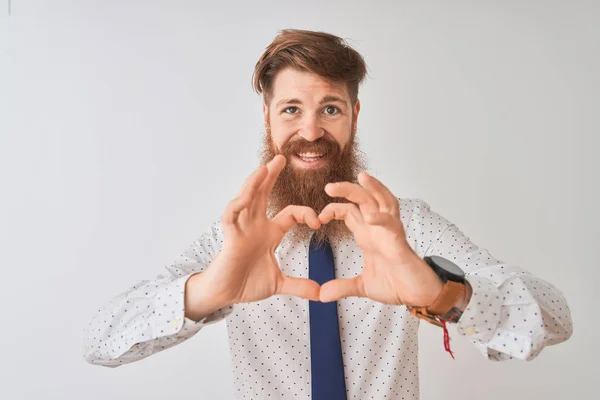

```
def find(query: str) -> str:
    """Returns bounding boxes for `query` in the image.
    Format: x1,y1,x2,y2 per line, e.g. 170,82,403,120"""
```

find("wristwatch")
407,256,472,327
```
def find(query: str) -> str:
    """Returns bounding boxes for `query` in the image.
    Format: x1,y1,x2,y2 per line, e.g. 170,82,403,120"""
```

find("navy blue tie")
308,236,347,400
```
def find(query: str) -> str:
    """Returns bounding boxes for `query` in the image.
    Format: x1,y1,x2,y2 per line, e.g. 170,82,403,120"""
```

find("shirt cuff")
456,275,503,344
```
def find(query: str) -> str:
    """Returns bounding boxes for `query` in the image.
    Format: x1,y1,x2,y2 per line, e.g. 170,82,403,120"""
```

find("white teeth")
297,152,324,158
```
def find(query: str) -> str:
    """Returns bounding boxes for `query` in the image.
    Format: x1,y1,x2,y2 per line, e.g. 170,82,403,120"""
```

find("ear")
263,103,269,127
352,99,361,131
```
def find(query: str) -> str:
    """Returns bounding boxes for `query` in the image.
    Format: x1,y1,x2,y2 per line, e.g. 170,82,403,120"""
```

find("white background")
1,1,597,399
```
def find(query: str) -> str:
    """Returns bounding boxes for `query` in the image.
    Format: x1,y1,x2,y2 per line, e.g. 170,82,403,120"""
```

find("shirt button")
464,327,477,335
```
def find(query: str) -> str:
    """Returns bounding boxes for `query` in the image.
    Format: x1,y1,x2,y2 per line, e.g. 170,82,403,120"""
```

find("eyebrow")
275,95,348,108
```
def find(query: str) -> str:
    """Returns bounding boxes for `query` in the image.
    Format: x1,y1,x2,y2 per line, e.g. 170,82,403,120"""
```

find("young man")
84,29,572,399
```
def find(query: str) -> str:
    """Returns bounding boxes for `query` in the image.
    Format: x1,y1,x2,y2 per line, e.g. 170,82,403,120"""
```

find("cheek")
269,121,296,150
328,121,352,149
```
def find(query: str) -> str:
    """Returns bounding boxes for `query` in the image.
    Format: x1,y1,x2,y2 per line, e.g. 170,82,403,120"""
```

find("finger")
358,172,400,217
223,166,268,224
324,181,379,214
320,276,364,302
272,205,321,231
222,193,254,225
277,276,321,301
238,164,268,198
318,203,363,231
257,155,287,204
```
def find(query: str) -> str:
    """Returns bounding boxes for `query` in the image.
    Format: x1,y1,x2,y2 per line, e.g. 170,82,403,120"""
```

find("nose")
298,114,325,142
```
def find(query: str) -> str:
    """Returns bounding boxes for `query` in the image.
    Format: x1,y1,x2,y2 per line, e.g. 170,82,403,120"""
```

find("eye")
284,106,299,114
324,106,339,115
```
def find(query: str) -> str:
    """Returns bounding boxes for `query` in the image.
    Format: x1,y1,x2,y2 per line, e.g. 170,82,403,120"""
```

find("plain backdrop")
1,1,598,399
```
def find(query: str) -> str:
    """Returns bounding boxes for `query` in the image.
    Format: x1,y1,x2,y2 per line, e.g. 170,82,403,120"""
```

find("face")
260,68,366,243
263,68,360,168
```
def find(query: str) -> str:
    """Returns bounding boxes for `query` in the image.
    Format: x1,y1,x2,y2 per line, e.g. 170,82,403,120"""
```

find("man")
84,29,572,399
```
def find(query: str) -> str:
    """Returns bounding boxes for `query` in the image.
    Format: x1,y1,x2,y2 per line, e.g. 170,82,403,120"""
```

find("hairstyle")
252,29,368,105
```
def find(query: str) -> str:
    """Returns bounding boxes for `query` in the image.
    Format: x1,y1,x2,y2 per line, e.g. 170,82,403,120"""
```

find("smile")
292,152,327,168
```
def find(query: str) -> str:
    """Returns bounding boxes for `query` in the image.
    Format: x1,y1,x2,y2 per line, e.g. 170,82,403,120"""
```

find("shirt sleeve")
83,218,234,367
408,199,573,361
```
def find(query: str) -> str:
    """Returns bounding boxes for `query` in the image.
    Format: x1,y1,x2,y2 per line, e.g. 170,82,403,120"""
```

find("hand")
317,172,443,307
200,155,322,308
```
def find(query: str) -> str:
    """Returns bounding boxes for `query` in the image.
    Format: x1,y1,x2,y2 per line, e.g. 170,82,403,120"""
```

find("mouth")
292,152,327,168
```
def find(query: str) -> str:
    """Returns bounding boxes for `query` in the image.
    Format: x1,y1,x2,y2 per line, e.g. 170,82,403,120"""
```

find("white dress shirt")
83,198,572,399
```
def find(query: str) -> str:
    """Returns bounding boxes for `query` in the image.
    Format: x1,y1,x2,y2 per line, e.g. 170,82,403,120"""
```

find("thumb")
277,275,321,302
320,276,364,302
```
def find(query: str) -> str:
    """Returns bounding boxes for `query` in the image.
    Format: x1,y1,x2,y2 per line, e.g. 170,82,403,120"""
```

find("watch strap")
408,280,472,327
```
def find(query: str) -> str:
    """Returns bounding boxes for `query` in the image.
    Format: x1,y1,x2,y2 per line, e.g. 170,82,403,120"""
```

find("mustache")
280,137,341,157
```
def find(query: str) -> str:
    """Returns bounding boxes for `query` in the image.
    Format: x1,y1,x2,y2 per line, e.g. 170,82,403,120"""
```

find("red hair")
252,29,368,105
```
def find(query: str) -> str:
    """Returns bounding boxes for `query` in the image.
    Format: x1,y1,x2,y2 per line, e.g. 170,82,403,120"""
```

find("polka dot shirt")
84,198,573,399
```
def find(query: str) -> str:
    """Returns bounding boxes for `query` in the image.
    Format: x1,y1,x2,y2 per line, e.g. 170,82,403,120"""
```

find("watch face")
428,255,465,277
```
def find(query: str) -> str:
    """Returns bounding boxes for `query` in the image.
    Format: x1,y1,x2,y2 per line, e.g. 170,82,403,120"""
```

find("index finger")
271,205,321,232
223,165,269,225
358,172,400,217
237,164,268,197
324,181,379,214
258,154,287,200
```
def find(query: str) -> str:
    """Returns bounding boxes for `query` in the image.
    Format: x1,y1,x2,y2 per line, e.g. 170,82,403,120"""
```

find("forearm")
84,271,235,367
412,200,573,361
184,253,236,322
83,218,234,367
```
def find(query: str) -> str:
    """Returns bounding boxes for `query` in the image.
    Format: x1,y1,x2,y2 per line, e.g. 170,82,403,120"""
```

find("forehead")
270,68,350,104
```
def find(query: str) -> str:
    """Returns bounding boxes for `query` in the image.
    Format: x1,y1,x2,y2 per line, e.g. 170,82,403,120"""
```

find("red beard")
259,126,367,244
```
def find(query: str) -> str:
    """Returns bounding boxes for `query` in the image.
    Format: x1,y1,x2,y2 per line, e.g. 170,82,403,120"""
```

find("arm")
82,218,234,368
83,156,322,368
411,200,573,361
